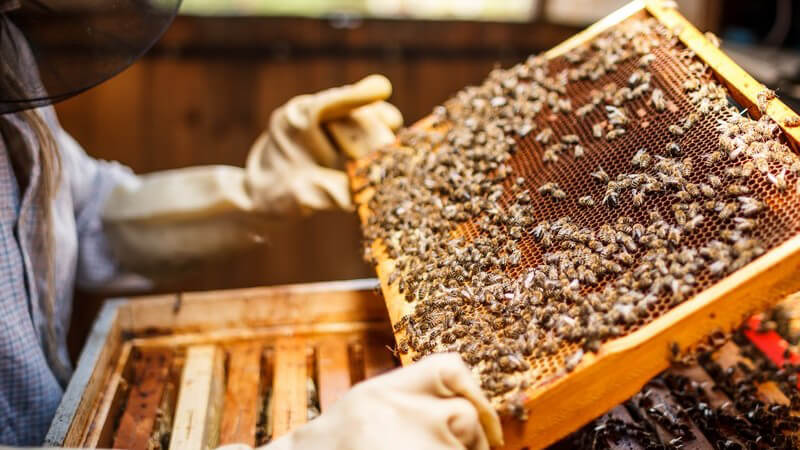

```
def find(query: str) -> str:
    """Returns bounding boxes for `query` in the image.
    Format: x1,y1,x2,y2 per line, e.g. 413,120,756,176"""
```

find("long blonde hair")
1,69,69,383
25,108,67,380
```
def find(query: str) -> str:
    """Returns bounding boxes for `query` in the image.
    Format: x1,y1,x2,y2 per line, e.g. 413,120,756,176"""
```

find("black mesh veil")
0,0,181,114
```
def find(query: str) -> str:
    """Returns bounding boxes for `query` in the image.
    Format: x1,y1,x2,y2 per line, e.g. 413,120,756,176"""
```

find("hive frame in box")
349,1,800,448
44,279,397,448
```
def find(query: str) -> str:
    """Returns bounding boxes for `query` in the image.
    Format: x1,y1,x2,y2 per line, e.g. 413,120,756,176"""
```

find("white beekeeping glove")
102,75,401,272
216,353,504,450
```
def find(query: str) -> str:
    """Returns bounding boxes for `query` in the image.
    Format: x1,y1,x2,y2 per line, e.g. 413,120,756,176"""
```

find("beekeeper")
0,0,503,448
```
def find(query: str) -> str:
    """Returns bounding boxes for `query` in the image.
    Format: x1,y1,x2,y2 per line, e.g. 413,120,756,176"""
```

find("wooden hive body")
45,279,398,449
349,1,800,448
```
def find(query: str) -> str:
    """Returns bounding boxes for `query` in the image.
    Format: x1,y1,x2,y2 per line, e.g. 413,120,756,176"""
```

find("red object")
743,315,800,387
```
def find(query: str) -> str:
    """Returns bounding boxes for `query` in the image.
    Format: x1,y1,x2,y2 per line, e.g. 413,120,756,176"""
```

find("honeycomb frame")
348,1,800,448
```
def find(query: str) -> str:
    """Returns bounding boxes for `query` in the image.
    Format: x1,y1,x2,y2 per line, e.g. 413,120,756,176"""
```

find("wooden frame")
45,278,398,448
349,1,800,448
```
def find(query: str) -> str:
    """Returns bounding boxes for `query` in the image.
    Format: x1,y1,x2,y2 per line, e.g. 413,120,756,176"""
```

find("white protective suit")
102,75,401,272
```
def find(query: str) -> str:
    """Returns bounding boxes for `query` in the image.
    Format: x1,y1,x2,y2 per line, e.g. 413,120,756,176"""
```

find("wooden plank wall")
57,16,583,290
58,16,582,358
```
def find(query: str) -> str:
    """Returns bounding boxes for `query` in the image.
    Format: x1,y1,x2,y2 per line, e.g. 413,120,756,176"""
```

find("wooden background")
57,11,720,357
57,17,581,289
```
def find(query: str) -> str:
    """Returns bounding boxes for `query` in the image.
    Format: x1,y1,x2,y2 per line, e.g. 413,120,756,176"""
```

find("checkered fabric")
0,106,138,445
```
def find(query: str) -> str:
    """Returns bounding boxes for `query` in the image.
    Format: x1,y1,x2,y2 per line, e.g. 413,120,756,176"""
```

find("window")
179,0,538,22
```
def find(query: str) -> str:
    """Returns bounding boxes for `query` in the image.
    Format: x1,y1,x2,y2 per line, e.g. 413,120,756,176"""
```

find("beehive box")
44,279,398,449
349,1,800,448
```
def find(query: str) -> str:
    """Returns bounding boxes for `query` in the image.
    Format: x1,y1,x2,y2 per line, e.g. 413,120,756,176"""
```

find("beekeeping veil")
0,0,181,114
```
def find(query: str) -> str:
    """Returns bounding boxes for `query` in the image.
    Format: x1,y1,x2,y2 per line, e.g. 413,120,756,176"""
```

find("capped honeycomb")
353,7,800,427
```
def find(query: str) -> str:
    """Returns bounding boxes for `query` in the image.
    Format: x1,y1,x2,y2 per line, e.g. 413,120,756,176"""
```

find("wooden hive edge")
45,300,125,447
115,278,383,336
347,1,800,448
47,279,388,447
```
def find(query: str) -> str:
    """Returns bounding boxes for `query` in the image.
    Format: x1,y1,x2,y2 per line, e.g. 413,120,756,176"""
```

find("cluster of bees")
358,16,800,415
569,330,800,449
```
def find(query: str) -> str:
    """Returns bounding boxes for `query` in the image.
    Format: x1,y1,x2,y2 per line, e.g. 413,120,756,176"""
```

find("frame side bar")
44,298,126,446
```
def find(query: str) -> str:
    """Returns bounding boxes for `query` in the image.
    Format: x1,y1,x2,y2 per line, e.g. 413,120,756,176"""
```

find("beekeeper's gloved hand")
217,353,504,450
247,74,402,214
101,75,402,273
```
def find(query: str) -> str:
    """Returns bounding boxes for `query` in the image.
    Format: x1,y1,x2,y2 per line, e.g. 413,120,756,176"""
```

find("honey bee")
699,183,715,198
516,122,535,137
628,70,645,86
689,61,708,75
535,127,554,144
631,148,651,168
685,214,704,231
704,31,721,48
784,116,800,128
718,202,738,220
508,250,522,266
685,183,701,197
675,190,692,202
632,83,650,98
615,251,635,266
592,166,610,184
791,161,800,176
733,217,756,231
632,189,645,207
754,156,770,174
707,174,722,188
726,184,751,196
738,196,763,216
666,142,681,156
682,113,700,130
592,122,604,139
573,145,586,159
650,88,666,112
756,88,776,112
697,97,712,115
668,227,682,246
603,191,619,208
767,169,788,191
668,124,684,136
606,128,626,141
558,98,573,113
589,89,604,105
543,148,560,163
578,195,595,207
707,258,729,277
720,229,742,244
538,182,557,194
606,105,629,126
683,78,700,91
704,151,724,165
674,209,687,225
642,181,664,193
639,53,656,67
562,134,580,144
724,166,743,178
613,87,632,106
576,103,595,117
